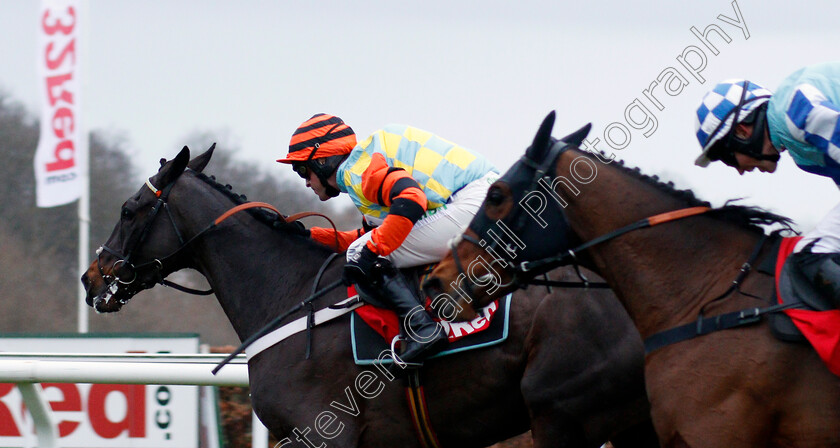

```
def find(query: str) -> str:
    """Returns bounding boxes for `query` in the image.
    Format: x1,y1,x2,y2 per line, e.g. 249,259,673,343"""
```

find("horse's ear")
188,143,215,173
559,123,592,148
156,146,190,186
526,111,556,161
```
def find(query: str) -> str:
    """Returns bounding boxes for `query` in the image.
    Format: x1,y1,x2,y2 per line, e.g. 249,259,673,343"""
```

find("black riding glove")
342,245,380,286
273,219,310,237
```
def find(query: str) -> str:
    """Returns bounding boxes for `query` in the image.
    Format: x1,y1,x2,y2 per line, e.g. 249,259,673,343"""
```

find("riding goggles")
292,162,310,179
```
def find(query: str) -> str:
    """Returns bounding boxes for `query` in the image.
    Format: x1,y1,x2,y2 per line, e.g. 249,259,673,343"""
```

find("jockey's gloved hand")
342,245,380,286
273,219,310,237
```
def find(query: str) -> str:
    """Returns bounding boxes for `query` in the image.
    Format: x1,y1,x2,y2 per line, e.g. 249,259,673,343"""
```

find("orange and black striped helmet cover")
277,113,357,163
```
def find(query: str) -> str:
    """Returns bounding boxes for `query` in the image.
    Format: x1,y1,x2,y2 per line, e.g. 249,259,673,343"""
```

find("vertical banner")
34,0,83,208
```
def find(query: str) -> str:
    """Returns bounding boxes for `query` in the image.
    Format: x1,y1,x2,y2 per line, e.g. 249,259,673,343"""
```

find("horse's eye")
121,207,135,220
486,190,506,206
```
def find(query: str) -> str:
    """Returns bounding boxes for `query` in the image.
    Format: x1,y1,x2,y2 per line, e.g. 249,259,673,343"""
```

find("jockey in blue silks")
694,62,840,307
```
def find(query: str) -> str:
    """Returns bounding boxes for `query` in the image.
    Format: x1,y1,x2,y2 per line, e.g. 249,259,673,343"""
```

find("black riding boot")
376,269,448,364
790,249,840,308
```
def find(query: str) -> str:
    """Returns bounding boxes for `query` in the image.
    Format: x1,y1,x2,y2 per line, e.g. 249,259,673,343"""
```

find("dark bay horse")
81,146,658,448
424,112,840,447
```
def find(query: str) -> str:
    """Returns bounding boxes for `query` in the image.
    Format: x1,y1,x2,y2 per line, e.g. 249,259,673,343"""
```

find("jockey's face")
731,123,779,175
733,152,777,174
303,165,340,201
305,169,332,201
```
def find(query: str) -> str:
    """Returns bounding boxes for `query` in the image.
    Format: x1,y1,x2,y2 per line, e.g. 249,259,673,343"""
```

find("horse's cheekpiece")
351,290,512,365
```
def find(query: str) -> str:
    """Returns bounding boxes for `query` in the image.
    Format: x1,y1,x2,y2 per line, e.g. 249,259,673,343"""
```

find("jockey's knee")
791,249,840,307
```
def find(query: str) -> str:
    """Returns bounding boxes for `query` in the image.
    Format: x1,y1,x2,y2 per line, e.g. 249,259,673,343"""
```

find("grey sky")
1,0,838,231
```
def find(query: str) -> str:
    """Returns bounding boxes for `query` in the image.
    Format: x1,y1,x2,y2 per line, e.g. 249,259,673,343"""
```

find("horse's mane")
600,153,795,234
191,170,320,240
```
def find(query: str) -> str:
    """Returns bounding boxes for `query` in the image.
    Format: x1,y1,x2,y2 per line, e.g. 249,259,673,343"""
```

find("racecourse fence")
0,352,267,448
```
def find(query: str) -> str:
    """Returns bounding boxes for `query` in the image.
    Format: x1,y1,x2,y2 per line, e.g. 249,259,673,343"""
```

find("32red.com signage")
0,334,200,447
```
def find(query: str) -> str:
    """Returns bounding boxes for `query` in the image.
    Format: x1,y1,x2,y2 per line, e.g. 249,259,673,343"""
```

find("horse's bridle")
449,140,713,298
448,139,577,298
96,177,190,298
95,171,339,302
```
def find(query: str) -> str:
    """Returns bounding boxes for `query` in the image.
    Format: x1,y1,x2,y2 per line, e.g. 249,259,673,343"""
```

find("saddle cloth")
350,285,512,365
774,236,840,376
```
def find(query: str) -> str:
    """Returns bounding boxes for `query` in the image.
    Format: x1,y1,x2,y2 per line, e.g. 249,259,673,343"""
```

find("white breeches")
795,201,840,254
347,172,498,268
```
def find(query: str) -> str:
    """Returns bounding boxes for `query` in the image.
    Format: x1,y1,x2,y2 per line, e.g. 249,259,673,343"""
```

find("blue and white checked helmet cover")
694,79,773,167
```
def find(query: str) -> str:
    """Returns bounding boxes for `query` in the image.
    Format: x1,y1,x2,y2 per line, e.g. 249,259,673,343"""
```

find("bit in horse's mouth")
91,282,124,313
92,294,112,313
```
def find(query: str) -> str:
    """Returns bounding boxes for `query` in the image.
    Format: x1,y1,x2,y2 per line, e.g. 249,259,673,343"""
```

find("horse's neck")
174,183,336,341
557,151,760,338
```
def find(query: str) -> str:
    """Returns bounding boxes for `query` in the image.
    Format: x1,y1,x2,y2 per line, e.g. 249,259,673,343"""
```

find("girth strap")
643,302,803,354
405,369,441,448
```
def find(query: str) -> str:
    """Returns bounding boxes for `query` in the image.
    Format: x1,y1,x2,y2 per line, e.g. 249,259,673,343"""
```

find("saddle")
764,236,840,375
350,263,511,365
347,264,510,448
352,264,432,310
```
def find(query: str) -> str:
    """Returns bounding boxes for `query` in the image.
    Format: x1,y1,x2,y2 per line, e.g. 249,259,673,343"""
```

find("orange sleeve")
358,153,428,257
367,214,416,256
310,227,365,252
360,154,427,208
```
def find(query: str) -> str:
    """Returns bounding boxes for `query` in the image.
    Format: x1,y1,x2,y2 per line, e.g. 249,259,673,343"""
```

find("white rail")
0,354,249,386
0,352,267,448
0,352,250,363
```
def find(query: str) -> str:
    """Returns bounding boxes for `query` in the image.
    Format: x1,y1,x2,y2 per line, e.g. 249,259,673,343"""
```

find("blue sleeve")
785,83,840,167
